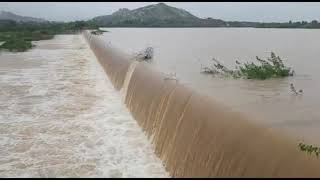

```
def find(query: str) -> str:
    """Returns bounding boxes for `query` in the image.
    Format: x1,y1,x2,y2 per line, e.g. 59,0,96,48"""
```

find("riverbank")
0,19,100,52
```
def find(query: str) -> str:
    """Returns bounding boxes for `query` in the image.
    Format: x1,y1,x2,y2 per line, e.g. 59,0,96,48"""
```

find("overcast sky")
1,2,320,22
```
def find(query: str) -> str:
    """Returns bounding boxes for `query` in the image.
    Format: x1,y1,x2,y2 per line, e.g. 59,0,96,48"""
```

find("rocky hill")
90,3,227,27
0,11,47,23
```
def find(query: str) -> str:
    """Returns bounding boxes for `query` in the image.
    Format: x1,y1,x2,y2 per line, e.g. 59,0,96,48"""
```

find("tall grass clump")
238,52,293,79
298,142,320,158
201,52,294,80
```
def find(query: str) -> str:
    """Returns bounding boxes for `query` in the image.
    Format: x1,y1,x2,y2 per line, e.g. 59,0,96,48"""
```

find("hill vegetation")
1,3,320,52
90,3,230,27
0,11,47,23
0,19,99,52
90,3,320,28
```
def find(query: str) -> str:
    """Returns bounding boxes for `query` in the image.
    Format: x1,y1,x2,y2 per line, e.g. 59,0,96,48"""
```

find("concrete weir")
83,30,320,178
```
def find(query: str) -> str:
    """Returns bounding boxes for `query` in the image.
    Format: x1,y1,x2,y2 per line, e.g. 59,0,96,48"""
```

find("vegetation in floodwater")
290,83,303,95
298,142,320,158
164,72,178,81
238,52,294,79
91,29,108,35
201,52,294,80
134,47,154,62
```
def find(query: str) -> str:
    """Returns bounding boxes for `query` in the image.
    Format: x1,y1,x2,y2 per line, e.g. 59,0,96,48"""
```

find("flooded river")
1,28,320,177
0,35,168,177
100,28,320,145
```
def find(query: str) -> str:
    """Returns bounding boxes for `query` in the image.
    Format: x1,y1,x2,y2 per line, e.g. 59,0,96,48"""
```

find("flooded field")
100,27,320,145
0,35,168,177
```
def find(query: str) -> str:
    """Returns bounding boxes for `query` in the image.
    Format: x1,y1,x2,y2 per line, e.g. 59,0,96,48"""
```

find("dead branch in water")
90,29,108,35
134,47,154,62
290,83,303,95
164,72,178,81
201,58,240,78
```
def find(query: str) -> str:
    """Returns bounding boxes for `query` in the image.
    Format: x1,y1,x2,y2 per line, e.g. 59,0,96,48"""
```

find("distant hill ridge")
0,11,47,23
89,3,320,28
1,3,320,29
90,3,227,27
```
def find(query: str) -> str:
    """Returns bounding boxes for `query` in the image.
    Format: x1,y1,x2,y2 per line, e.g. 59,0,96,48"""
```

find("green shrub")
202,52,294,80
298,142,320,158
239,52,293,79
0,20,101,52
0,38,33,52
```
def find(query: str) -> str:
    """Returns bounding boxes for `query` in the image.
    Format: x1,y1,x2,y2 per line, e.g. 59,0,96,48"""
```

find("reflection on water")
0,35,168,177
101,28,320,145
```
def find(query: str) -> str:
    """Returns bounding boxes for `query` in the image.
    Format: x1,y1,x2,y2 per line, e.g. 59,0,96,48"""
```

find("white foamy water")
0,35,168,178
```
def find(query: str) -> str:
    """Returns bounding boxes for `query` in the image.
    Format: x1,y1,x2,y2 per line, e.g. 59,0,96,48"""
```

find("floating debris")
164,72,178,81
290,83,303,95
90,29,108,35
134,47,154,62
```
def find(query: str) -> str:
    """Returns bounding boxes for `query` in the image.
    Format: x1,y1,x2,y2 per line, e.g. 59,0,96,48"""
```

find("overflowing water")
0,35,168,177
100,28,320,145
85,31,320,178
2,28,320,177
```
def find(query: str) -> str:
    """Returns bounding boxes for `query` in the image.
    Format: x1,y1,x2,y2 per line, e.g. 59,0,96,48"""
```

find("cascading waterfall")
120,61,139,101
83,30,320,177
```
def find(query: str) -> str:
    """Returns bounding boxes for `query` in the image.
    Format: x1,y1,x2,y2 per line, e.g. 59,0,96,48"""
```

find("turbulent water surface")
100,27,320,145
0,35,168,177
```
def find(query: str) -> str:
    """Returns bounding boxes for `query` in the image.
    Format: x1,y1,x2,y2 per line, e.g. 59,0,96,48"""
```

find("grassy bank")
0,20,99,52
0,31,54,52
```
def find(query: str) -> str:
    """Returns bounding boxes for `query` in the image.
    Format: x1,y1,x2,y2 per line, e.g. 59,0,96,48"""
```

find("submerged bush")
239,52,293,79
298,142,320,158
290,83,303,95
201,52,294,80
134,47,154,62
91,29,108,35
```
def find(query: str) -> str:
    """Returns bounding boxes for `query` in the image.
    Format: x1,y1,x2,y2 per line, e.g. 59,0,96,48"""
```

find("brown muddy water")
100,27,320,145
0,35,168,177
85,31,320,178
